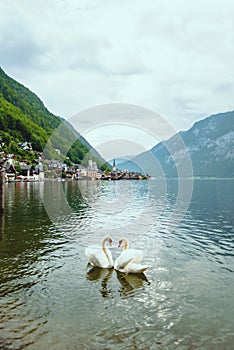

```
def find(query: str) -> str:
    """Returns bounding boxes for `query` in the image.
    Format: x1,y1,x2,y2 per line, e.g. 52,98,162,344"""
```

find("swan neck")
123,239,129,251
102,245,108,256
102,238,108,249
102,239,111,265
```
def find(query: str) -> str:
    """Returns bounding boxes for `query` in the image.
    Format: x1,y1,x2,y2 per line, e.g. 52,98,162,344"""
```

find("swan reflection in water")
86,266,114,298
116,271,150,298
86,266,150,299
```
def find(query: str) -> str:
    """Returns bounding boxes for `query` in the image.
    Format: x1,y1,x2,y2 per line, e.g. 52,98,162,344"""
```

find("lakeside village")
1,142,150,182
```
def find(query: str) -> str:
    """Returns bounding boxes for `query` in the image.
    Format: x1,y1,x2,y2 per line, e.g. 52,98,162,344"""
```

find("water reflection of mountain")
0,182,66,297
190,179,233,209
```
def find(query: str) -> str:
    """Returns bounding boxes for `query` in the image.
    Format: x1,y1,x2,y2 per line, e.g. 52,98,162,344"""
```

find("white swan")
114,238,148,274
85,236,114,268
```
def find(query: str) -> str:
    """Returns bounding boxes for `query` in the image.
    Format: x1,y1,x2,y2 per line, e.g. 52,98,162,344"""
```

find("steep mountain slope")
0,67,107,168
119,112,234,177
0,67,59,134
177,112,234,177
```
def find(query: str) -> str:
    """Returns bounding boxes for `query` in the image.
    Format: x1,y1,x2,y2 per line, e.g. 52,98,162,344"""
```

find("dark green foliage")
0,67,60,133
0,92,48,159
101,164,111,172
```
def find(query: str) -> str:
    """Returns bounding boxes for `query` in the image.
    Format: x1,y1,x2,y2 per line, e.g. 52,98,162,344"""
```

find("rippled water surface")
0,179,234,349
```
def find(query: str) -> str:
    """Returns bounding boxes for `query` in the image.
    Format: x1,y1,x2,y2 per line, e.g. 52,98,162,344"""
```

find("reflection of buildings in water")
116,271,150,298
40,181,72,221
86,266,114,298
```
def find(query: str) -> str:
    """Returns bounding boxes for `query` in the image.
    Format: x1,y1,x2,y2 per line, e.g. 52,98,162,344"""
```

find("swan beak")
109,240,113,246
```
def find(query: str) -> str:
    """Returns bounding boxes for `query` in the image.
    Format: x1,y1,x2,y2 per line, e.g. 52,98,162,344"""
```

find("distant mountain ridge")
118,111,234,177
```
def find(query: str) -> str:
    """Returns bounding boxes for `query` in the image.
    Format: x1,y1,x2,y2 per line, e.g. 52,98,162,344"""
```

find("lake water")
0,179,233,350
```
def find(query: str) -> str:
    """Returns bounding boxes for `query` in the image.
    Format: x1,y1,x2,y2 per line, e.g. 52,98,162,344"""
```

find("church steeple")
112,158,117,172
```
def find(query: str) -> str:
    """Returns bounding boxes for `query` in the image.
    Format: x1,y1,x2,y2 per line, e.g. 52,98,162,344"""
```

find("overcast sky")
1,0,234,158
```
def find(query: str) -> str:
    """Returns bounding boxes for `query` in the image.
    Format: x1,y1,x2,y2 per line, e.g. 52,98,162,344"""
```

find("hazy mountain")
119,111,234,178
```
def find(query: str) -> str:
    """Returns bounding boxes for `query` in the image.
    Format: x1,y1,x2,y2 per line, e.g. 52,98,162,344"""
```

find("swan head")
118,239,123,248
118,238,128,250
104,236,113,246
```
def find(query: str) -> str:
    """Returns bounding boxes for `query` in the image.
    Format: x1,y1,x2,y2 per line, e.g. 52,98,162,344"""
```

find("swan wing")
129,249,144,264
114,255,133,270
121,262,148,274
85,247,103,267
85,247,113,268
114,249,143,270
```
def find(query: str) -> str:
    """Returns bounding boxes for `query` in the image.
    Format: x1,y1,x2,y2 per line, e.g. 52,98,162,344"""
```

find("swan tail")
87,253,101,267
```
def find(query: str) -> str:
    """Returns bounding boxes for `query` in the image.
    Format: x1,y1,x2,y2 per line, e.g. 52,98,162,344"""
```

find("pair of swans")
85,236,148,274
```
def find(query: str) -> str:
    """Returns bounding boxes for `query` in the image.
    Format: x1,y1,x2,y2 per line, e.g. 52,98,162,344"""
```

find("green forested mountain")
0,67,60,132
0,67,107,168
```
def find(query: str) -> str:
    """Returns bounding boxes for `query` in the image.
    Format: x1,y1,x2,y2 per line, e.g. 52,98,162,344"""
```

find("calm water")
0,179,234,350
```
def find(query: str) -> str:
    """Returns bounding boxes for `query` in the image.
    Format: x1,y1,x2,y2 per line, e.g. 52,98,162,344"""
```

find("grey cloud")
0,21,47,70
1,0,234,143
66,38,148,77
66,37,109,72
